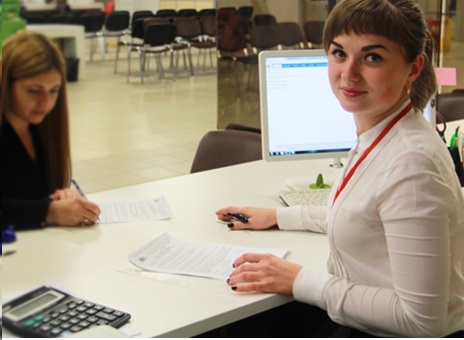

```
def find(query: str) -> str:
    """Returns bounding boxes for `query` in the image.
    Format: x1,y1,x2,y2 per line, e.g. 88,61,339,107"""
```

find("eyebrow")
330,40,388,52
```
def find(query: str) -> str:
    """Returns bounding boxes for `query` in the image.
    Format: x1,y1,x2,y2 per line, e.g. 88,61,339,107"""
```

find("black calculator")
2,286,131,338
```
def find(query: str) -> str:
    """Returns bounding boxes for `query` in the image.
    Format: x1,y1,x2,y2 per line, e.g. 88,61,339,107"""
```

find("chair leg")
98,35,105,61
139,51,146,84
187,47,194,76
114,40,120,73
156,54,165,80
127,47,132,82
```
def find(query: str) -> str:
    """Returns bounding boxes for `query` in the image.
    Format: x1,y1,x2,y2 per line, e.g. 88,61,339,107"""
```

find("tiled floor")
69,50,217,194
69,39,463,194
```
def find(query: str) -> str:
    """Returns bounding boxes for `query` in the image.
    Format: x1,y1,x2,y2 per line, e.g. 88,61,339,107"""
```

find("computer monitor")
259,49,436,166
259,49,356,167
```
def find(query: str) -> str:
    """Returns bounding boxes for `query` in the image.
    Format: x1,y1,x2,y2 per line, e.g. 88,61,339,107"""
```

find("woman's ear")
408,53,425,83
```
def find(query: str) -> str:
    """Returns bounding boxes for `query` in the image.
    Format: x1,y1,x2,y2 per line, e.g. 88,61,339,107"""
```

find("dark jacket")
1,121,51,230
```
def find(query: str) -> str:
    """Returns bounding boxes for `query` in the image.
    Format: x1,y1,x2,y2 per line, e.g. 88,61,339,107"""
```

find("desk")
2,159,334,337
27,24,86,80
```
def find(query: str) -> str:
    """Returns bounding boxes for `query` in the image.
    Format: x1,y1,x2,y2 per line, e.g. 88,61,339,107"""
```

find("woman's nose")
342,59,361,82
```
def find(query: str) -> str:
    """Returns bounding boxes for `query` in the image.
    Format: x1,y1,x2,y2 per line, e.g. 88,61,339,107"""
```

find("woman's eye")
365,54,383,62
331,49,346,59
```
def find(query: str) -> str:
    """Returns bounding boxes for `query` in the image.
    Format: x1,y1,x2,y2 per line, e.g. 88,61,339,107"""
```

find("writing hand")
46,197,101,226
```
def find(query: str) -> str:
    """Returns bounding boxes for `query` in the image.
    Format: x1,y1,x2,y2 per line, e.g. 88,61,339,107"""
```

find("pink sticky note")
435,67,457,86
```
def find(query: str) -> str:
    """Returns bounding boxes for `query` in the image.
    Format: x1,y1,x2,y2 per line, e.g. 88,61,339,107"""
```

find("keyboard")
279,189,332,207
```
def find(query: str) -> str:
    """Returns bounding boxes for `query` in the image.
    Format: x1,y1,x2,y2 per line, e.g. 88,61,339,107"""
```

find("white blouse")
277,101,464,337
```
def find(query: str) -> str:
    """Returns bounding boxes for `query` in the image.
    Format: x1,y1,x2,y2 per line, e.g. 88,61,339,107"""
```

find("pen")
224,213,249,224
71,179,88,199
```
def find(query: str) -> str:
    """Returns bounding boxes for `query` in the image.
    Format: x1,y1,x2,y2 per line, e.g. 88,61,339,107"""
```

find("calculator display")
10,293,58,319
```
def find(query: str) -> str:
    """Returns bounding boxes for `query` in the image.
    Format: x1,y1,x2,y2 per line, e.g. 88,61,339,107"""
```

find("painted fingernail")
231,286,237,291
227,222,234,228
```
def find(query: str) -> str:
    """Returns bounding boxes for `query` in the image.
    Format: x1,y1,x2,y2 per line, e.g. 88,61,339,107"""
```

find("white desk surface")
2,159,335,337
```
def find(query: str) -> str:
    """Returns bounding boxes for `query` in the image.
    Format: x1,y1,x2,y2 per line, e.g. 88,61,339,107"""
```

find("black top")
1,121,51,230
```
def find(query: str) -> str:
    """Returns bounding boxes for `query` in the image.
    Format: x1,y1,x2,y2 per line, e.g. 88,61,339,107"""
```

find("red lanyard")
332,102,413,206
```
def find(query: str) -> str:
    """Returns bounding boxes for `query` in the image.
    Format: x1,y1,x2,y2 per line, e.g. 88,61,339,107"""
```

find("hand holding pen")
215,207,278,231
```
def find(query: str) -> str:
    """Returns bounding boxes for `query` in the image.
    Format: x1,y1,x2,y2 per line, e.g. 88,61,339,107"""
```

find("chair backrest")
198,8,216,17
143,23,176,47
156,9,177,18
200,15,216,37
253,14,277,26
250,24,280,51
437,91,464,122
177,9,198,17
79,12,105,33
131,18,146,40
217,12,250,53
174,17,202,40
190,130,262,173
303,20,324,46
132,10,155,25
105,10,130,31
277,22,306,49
237,6,253,18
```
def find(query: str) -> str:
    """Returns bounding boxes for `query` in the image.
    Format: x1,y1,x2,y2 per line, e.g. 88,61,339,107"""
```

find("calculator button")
84,302,95,308
67,302,77,309
77,313,88,320
50,327,63,336
68,310,78,317
76,306,87,312
113,310,124,317
96,311,117,321
70,325,83,333
94,304,104,311
74,299,85,305
23,318,37,328
49,311,60,318
103,307,114,313
87,316,99,323
69,318,80,325
86,308,97,315
50,319,62,327
60,322,72,330
59,308,68,314
59,315,70,322
39,325,53,332
78,321,91,328
97,320,108,325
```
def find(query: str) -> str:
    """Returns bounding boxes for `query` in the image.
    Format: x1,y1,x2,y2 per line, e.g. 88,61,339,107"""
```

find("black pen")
224,213,249,224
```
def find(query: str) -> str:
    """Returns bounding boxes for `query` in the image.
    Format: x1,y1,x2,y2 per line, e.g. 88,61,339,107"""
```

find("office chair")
190,130,262,173
277,22,307,49
303,21,325,48
437,90,464,122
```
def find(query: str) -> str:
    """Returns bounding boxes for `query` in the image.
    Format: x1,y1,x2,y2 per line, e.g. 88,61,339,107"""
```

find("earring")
407,87,411,96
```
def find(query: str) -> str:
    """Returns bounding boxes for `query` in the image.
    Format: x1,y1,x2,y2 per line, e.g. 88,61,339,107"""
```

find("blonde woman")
217,0,464,337
1,31,100,230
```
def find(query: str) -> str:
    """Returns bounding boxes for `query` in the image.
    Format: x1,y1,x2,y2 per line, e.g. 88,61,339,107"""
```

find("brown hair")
1,31,72,191
323,0,437,110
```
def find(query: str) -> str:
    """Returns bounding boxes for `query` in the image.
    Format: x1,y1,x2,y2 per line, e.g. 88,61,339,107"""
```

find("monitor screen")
259,49,357,164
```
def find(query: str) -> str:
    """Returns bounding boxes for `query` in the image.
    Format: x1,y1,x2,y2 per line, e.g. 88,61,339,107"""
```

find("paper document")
98,196,172,223
128,233,288,280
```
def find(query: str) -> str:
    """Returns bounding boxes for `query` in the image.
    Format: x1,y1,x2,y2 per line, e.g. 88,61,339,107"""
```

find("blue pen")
71,179,88,199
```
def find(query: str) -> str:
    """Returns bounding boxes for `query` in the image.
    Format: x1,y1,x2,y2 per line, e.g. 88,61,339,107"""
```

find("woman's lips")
341,87,366,98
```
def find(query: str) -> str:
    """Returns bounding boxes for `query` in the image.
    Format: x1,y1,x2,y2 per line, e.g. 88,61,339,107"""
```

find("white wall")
115,0,160,13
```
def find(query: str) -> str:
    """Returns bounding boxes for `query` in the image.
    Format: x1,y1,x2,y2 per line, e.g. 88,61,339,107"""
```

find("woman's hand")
49,188,80,201
216,207,278,230
227,253,303,295
46,197,101,227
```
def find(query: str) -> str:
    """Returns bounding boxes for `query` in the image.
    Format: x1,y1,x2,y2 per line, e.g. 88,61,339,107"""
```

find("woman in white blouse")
216,0,464,337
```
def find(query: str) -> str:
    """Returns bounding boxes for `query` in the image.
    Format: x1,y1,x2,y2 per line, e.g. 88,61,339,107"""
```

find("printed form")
98,195,172,223
128,233,288,280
